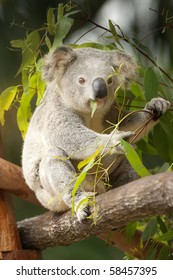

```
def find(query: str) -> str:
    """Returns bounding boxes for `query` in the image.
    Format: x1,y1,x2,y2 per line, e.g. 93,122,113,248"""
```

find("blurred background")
0,0,173,259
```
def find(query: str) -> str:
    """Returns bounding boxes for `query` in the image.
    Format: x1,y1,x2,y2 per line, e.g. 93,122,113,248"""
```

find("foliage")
1,2,173,259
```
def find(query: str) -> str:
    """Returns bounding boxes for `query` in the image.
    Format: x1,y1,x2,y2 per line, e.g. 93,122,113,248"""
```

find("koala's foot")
145,98,170,121
74,191,96,222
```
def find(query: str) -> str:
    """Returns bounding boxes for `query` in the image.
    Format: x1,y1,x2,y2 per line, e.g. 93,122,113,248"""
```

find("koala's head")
43,46,137,114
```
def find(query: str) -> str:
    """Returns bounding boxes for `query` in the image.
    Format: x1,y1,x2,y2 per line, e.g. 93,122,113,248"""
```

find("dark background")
0,0,173,259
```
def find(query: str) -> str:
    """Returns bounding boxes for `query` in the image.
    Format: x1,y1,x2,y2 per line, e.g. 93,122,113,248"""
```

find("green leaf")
72,172,87,198
78,146,102,171
126,221,137,243
17,30,40,75
22,70,30,94
141,218,158,241
10,39,25,48
71,172,87,215
155,231,173,242
47,8,56,35
45,35,52,50
157,216,168,234
36,72,45,105
51,16,74,51
137,139,157,156
121,140,151,177
57,3,64,22
153,112,173,162
158,246,170,260
130,82,145,99
90,100,97,118
109,20,123,48
0,86,18,125
132,38,155,61
146,245,157,260
72,145,103,214
144,67,159,101
72,42,105,50
17,74,36,138
76,197,89,213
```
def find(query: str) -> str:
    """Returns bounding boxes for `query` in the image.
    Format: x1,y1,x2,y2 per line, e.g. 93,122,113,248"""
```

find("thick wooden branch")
0,158,39,205
18,171,173,250
1,155,173,257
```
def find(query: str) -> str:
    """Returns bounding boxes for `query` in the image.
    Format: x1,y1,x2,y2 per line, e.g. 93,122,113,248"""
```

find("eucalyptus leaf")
78,146,102,171
137,139,157,156
153,112,173,162
126,221,137,243
109,20,123,48
0,86,18,125
144,67,159,101
10,39,25,48
158,246,170,260
17,30,40,75
121,139,151,177
17,75,36,138
72,42,105,50
71,172,87,215
47,8,55,35
155,231,173,242
141,218,158,241
157,216,168,234
51,16,74,51
90,100,97,118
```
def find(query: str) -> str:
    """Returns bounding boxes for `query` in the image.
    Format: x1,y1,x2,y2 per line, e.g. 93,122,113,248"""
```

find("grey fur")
22,46,170,222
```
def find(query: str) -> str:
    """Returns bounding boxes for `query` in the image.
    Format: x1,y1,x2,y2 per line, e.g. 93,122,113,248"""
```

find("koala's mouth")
96,98,107,108
89,97,107,110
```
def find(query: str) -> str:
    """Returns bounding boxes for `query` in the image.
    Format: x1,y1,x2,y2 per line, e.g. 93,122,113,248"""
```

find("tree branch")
1,157,173,257
18,171,173,250
0,158,39,205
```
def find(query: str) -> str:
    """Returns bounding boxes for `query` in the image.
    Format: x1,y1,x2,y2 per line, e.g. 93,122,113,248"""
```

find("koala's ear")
42,46,76,82
111,51,137,83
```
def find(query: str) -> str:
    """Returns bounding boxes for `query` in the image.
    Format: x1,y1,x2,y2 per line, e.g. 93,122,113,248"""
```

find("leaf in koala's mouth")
90,100,97,118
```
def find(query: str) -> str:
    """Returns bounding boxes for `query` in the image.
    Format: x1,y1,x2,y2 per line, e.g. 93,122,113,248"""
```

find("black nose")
92,78,107,99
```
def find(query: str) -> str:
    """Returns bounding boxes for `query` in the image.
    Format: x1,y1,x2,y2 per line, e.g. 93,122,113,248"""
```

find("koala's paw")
110,130,134,154
145,98,170,121
75,192,96,223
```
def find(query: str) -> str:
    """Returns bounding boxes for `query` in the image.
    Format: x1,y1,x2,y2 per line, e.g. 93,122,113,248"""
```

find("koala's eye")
79,77,86,84
107,77,113,85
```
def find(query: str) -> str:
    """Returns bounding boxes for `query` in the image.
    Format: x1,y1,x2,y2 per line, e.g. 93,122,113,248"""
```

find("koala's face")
43,46,136,114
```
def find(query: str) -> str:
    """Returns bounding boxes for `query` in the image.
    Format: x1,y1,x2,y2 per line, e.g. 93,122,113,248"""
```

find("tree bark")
18,171,173,250
0,157,39,205
0,130,41,259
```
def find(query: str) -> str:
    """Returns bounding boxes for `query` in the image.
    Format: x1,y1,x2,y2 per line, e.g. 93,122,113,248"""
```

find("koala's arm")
42,110,133,164
118,97,170,143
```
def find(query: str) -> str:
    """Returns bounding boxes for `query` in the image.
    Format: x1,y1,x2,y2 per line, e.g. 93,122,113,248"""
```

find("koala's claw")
76,205,91,223
75,192,96,223
145,98,170,121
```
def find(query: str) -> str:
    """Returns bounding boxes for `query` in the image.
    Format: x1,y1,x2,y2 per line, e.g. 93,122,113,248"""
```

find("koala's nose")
92,78,107,100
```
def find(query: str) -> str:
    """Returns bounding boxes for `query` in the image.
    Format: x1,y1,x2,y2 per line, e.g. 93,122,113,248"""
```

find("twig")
75,11,173,83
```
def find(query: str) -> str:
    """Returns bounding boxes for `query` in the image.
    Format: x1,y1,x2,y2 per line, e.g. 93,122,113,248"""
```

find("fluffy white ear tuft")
42,46,76,82
111,51,137,84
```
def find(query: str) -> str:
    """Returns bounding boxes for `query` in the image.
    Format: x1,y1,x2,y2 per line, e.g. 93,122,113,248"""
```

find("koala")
22,46,170,222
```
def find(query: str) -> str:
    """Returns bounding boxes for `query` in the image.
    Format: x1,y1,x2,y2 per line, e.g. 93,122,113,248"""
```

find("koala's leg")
119,97,170,143
109,156,139,188
37,154,95,222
